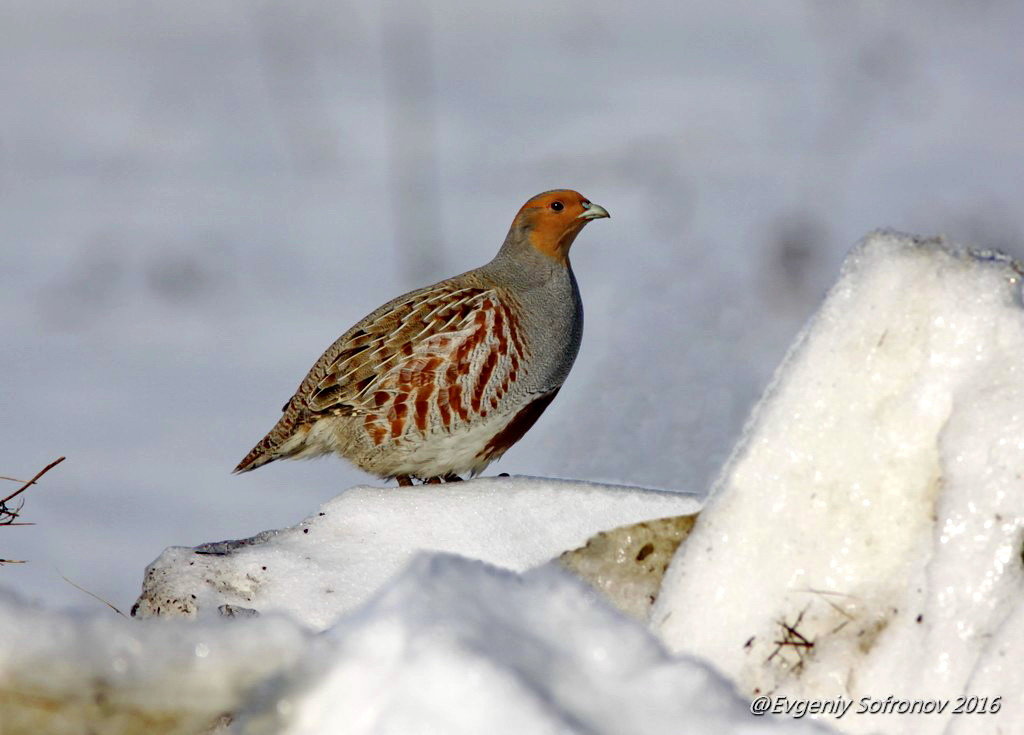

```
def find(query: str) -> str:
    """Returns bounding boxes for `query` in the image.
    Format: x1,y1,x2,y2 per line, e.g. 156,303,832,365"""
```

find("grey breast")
509,264,583,395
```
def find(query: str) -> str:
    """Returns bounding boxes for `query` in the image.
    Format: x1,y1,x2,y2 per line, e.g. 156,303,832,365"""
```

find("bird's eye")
550,201,564,211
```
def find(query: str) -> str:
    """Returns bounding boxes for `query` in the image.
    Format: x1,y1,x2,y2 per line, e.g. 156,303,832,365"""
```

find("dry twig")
0,456,65,526
766,606,815,673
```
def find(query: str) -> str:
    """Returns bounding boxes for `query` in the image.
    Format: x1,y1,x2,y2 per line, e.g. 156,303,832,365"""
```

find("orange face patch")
514,190,601,263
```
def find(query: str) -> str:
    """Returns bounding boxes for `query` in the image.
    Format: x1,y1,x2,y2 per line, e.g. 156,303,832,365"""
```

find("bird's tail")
233,406,306,473
233,438,277,473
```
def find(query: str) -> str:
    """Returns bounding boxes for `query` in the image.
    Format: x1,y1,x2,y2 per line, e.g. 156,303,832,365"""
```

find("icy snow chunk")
134,476,700,629
0,589,311,735
653,232,1024,733
558,514,697,621
234,553,822,735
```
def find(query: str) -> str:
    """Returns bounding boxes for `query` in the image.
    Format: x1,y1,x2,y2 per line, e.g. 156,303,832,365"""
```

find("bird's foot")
397,474,463,486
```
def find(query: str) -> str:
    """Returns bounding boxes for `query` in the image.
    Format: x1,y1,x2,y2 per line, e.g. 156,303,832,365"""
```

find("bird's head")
510,189,610,264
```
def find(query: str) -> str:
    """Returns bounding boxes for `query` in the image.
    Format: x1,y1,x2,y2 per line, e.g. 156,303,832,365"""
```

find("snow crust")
654,232,1024,733
134,476,699,628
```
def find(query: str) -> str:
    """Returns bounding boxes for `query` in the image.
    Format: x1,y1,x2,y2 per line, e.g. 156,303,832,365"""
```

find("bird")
234,190,609,485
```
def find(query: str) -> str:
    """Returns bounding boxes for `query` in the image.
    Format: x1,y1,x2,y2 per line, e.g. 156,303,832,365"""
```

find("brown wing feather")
305,285,490,414
234,282,530,472
317,287,530,447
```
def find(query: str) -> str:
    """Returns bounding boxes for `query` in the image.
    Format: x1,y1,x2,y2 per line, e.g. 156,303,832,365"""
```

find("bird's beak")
577,203,610,220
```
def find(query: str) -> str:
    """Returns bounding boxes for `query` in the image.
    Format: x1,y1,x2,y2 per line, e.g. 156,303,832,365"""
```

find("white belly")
285,405,521,479
384,411,516,477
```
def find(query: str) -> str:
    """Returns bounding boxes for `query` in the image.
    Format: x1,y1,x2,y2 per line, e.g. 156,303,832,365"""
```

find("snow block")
654,232,1024,734
134,476,700,629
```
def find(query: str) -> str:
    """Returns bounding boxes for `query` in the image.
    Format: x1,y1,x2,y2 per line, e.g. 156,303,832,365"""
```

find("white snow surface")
654,232,1024,733
234,554,824,735
0,554,822,735
134,476,700,628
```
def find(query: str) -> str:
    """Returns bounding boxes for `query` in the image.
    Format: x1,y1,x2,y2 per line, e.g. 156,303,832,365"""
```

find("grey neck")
481,224,571,288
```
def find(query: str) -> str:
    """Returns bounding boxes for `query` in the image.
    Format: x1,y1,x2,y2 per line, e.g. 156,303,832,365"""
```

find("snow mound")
233,553,820,735
654,232,1024,733
134,476,700,629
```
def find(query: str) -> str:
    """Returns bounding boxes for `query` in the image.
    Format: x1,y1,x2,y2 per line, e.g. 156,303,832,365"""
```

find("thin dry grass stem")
800,587,860,634
60,573,129,618
0,456,65,526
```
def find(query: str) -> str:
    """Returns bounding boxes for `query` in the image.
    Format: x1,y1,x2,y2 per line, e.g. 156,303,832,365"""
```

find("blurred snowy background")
3,0,1023,610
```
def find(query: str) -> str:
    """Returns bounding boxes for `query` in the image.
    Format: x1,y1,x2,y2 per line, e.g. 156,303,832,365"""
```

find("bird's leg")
396,475,414,487
442,473,463,482
424,476,443,485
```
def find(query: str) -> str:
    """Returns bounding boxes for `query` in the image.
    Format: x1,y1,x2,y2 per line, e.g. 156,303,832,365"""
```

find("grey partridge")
234,190,609,485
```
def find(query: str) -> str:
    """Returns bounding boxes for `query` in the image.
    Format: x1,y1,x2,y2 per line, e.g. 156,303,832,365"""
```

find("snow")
0,555,820,735
233,554,821,735
133,476,700,628
653,232,1024,733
